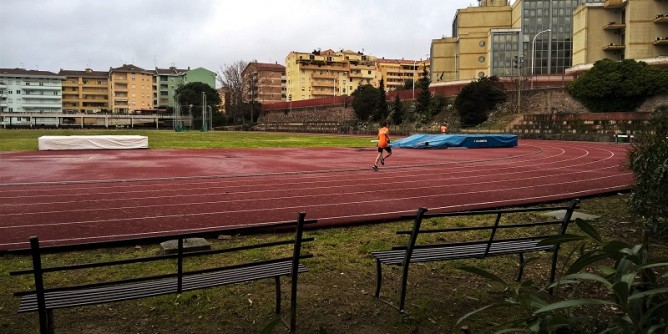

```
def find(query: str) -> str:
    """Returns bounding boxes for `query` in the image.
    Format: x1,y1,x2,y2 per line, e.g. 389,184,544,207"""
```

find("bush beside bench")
10,212,315,334
371,200,580,313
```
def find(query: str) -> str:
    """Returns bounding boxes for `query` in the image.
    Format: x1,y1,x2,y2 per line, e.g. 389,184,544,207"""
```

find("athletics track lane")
0,140,632,252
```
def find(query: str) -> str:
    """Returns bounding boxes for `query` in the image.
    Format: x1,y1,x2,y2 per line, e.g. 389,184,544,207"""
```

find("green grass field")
0,129,373,151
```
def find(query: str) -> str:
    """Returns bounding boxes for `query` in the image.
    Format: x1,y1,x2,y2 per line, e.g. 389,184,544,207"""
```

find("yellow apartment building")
570,0,668,74
242,61,286,104
376,58,430,91
431,0,513,83
59,68,110,113
285,49,377,101
109,64,154,113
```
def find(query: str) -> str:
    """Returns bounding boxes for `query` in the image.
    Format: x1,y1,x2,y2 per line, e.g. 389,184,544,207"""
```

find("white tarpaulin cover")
38,135,149,150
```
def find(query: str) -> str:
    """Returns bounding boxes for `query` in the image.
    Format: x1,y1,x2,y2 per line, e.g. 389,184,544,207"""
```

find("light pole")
412,54,430,100
531,28,551,89
412,59,419,100
333,72,339,100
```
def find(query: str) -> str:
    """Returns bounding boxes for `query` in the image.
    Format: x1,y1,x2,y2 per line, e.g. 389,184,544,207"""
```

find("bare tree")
218,61,248,125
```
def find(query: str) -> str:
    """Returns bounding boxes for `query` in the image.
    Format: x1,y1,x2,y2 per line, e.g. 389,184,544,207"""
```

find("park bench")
10,212,315,334
371,200,580,313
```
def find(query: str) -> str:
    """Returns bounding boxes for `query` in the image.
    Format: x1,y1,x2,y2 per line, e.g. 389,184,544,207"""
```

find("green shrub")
627,109,668,238
566,59,668,113
457,219,668,333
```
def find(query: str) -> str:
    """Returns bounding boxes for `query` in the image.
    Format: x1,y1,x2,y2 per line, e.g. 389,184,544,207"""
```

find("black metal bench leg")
517,253,525,281
374,259,383,298
548,247,560,295
274,276,281,314
38,309,54,334
398,262,411,312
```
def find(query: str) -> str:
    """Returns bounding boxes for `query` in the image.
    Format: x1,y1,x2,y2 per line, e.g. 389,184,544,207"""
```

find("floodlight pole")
531,29,552,89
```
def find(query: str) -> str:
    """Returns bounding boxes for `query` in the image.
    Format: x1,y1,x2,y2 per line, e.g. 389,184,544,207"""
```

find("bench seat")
372,239,552,265
371,200,580,313
18,261,306,312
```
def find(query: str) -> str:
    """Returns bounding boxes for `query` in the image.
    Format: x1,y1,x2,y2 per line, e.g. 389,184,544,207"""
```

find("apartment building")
0,68,64,125
376,58,431,91
570,0,668,73
431,0,513,83
242,61,286,104
183,67,216,89
285,49,378,101
109,64,154,113
154,67,187,108
59,68,109,113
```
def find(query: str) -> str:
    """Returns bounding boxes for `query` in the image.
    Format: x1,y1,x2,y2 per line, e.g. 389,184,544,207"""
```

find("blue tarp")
391,134,518,149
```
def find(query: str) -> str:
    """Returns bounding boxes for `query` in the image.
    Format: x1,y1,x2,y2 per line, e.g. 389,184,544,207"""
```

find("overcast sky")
1,0,482,74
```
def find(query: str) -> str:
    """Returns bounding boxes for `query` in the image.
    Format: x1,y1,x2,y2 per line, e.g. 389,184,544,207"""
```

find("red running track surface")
0,140,632,252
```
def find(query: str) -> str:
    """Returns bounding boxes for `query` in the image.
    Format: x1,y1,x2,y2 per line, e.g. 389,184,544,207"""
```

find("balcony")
22,101,62,108
653,37,668,45
603,43,626,51
311,80,336,88
299,63,344,71
21,84,61,90
22,94,59,99
603,22,626,30
311,72,337,79
349,64,375,71
654,14,668,24
604,0,627,9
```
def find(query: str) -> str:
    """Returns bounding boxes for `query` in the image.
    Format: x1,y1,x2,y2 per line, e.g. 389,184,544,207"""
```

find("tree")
390,95,404,125
174,82,222,128
375,79,389,122
351,84,379,121
627,108,668,238
567,59,668,112
454,76,506,127
413,67,432,122
218,61,248,124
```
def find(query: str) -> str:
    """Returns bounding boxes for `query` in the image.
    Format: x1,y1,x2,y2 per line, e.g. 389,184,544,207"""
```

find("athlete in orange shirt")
373,122,392,171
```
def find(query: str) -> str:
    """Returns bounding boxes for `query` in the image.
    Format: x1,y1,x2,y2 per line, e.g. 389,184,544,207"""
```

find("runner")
373,122,392,171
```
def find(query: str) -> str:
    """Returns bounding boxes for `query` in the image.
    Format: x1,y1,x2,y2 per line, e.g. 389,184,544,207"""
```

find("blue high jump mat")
391,134,517,149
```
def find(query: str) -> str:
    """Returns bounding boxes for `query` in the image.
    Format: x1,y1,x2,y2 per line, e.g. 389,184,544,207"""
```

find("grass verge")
0,129,373,151
1,194,665,334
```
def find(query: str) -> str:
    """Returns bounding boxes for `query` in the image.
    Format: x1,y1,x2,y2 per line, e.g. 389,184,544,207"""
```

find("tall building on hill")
285,49,378,101
431,0,513,83
109,64,154,113
242,61,286,104
59,68,109,113
428,0,651,85
569,0,668,75
0,68,64,125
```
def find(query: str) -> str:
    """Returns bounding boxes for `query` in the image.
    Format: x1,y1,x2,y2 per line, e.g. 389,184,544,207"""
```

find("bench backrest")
11,212,316,303
397,200,580,264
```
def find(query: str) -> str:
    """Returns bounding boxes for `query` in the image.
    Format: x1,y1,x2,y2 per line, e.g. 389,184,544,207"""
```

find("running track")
0,140,632,252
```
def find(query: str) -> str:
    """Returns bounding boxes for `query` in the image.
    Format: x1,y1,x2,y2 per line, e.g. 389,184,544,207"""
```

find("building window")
478,56,485,63
479,40,486,47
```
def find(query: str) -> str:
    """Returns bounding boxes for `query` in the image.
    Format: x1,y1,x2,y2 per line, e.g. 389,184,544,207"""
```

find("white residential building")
0,68,65,125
